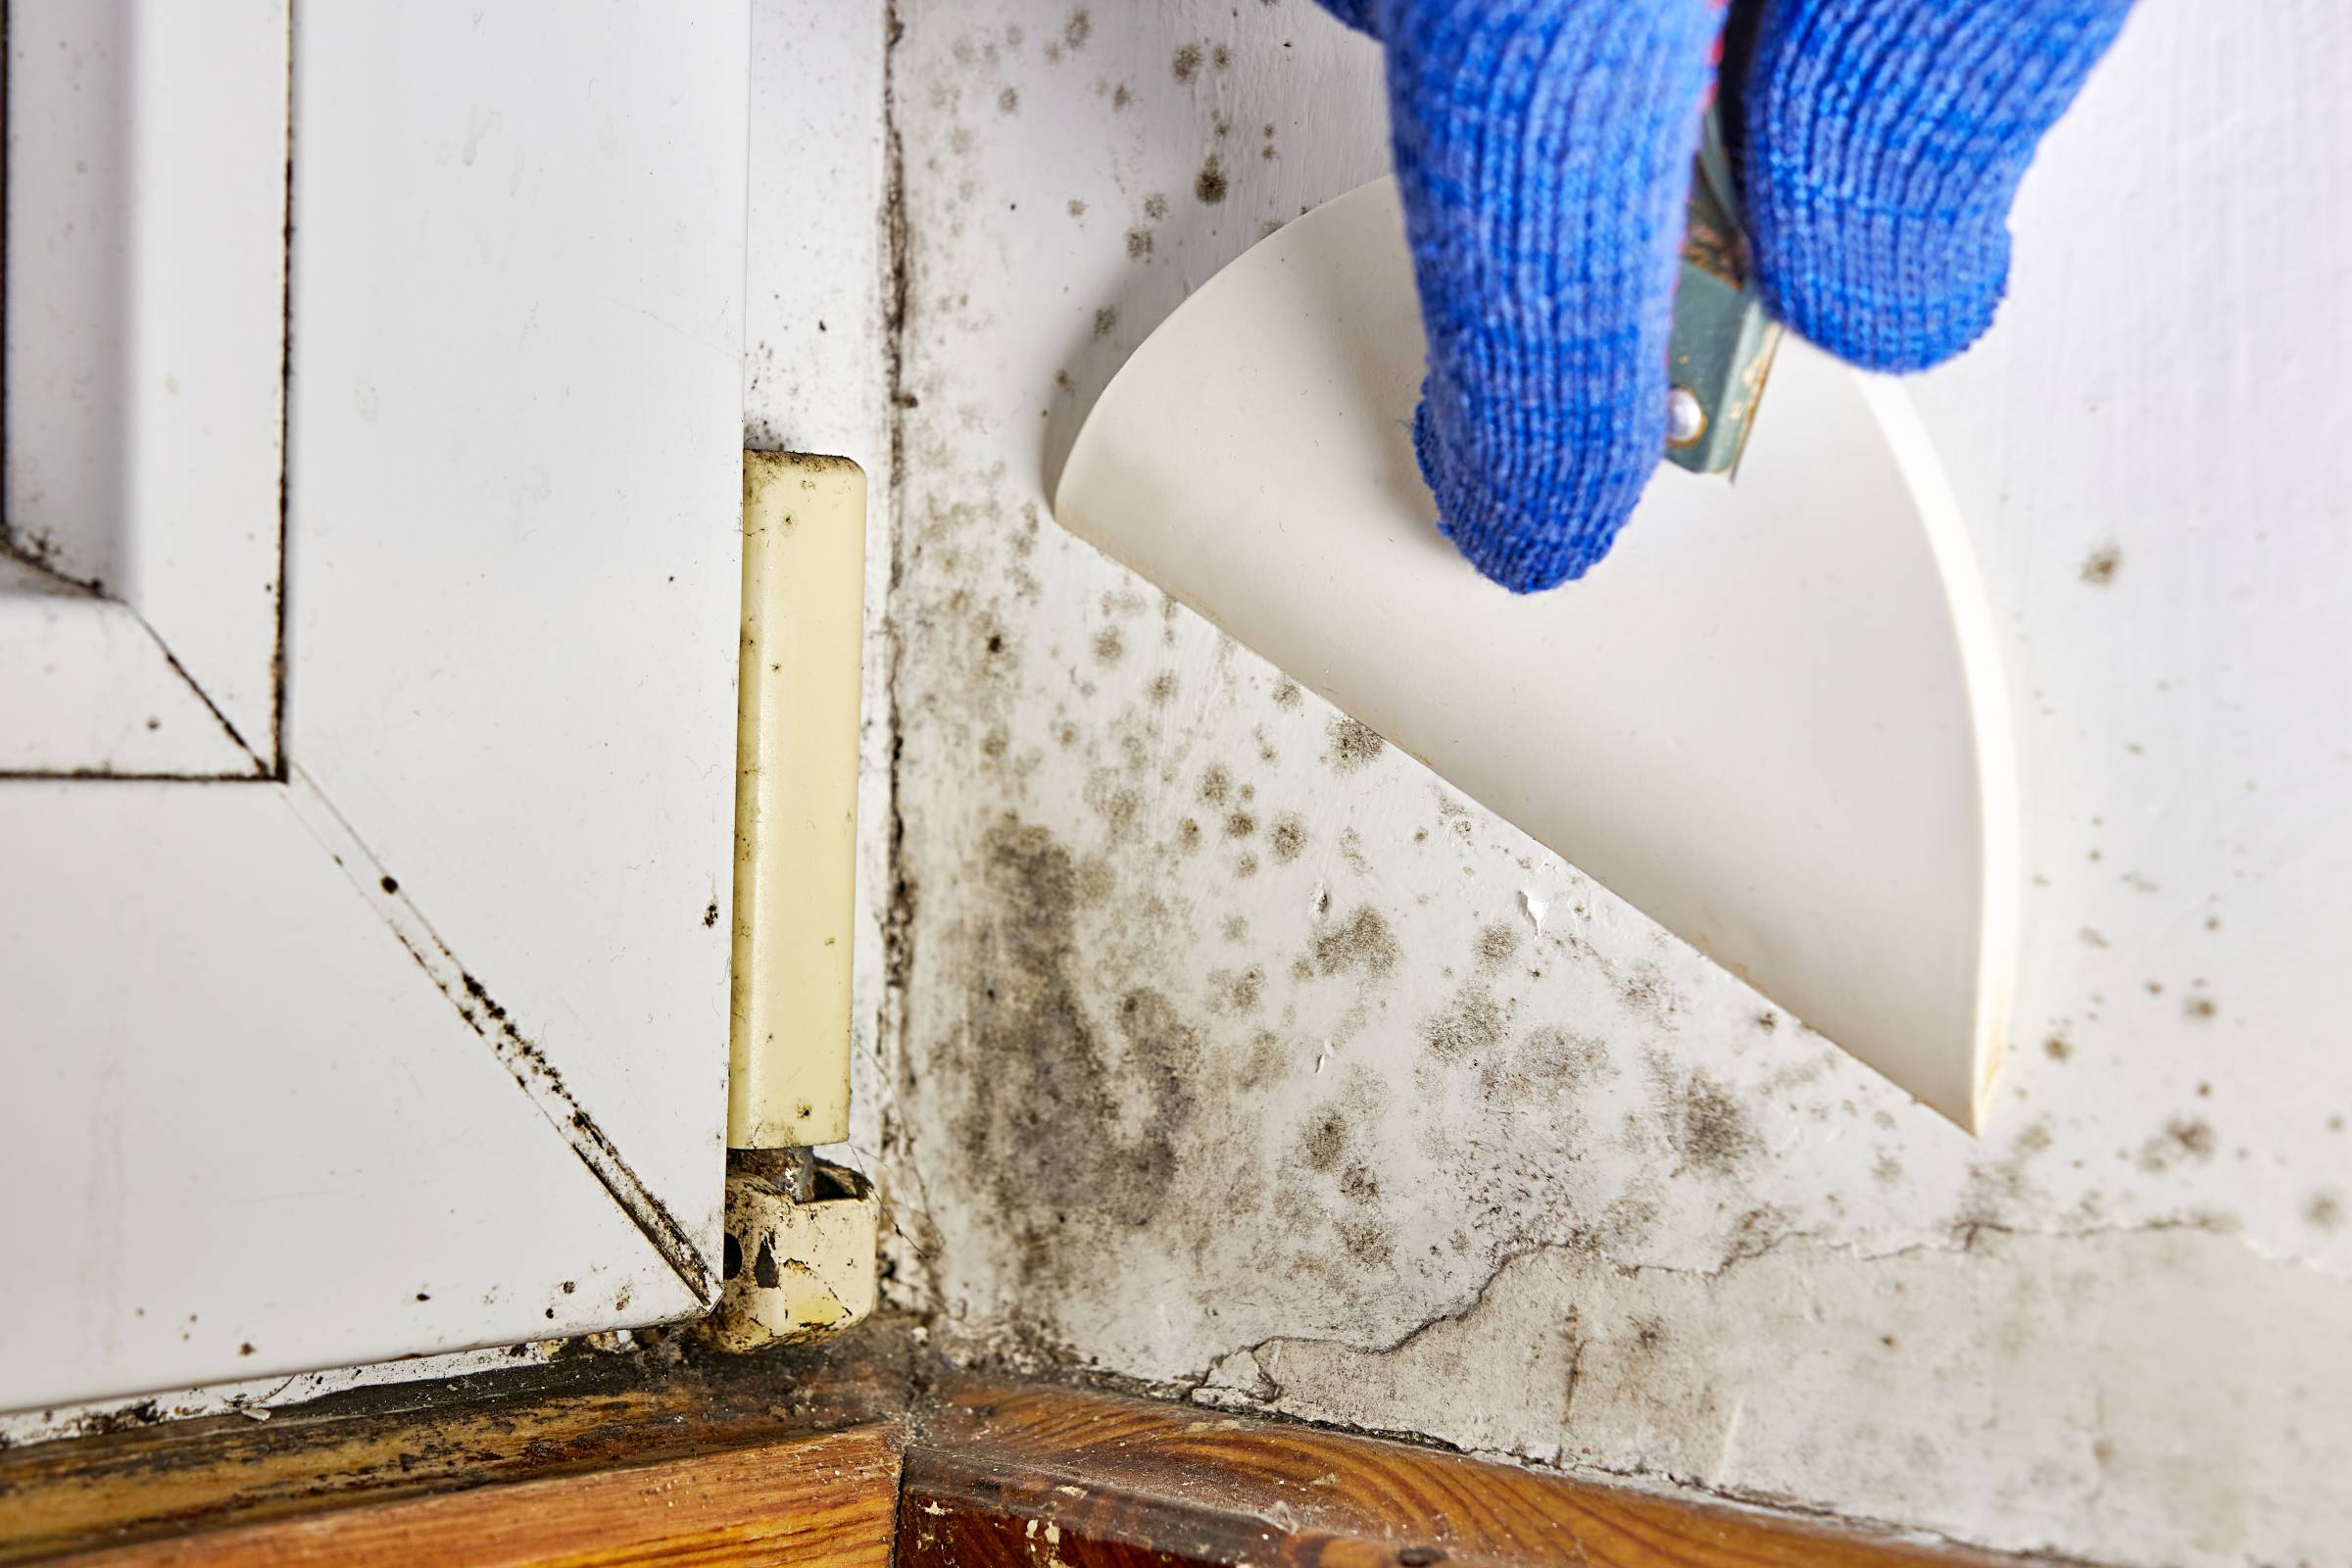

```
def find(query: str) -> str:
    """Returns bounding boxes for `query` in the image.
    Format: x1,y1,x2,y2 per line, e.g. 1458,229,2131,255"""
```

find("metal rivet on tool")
1666,385,1706,449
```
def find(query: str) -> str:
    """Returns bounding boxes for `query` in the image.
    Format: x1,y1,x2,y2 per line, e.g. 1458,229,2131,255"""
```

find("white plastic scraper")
1053,176,2018,1130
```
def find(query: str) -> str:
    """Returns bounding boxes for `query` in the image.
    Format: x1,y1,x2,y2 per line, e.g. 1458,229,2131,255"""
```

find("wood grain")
0,1331,910,1564
63,1426,900,1568
899,1377,2008,1568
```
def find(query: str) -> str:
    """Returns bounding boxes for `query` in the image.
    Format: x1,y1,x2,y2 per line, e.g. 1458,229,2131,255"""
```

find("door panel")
0,1,749,1411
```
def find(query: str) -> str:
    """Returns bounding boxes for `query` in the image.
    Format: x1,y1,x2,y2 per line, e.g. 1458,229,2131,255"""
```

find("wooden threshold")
3,1325,2023,1567
900,1376,2012,1568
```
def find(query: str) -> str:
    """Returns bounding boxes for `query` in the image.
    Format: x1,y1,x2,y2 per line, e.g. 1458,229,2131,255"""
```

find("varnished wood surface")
899,1377,2008,1568
0,1329,911,1564
64,1426,901,1568
3,1327,2024,1567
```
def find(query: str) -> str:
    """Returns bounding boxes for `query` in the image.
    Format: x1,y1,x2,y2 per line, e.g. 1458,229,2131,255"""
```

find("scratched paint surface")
874,2,2352,1564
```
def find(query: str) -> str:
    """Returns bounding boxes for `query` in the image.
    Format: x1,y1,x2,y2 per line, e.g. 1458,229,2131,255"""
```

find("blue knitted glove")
1321,0,2133,592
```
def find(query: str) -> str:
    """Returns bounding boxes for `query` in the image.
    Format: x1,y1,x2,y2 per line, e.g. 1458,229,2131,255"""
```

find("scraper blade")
1053,176,2018,1130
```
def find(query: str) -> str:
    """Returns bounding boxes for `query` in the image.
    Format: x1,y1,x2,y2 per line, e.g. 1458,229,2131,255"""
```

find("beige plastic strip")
729,453,865,1149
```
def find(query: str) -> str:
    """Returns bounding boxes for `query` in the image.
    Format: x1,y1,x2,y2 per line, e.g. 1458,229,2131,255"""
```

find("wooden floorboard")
63,1427,901,1568
0,1327,911,1564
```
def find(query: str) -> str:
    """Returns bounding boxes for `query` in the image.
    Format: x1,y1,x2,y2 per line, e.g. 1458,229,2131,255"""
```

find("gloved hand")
1317,0,2134,592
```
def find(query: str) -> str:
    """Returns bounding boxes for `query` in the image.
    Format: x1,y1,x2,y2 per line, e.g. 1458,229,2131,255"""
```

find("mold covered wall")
868,2,2352,1565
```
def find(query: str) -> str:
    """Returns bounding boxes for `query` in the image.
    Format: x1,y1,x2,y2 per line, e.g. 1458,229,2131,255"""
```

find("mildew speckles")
1144,192,1169,220
2183,995,2219,1021
1614,959,1682,1026
1224,811,1257,839
2138,1116,2218,1173
1269,814,1307,862
1326,717,1385,772
1658,1064,1757,1176
1478,1024,1609,1103
2043,1035,2074,1062
1149,671,1180,704
1272,678,1301,709
2309,1191,2344,1231
1195,155,1229,205
998,85,1020,114
1092,626,1125,664
1093,305,1120,337
2081,544,2122,585
1200,764,1234,806
1125,226,1154,259
1422,988,1508,1062
1063,7,1092,48
1474,921,1520,972
1311,905,1399,978
1172,43,1203,81
1302,1107,1348,1170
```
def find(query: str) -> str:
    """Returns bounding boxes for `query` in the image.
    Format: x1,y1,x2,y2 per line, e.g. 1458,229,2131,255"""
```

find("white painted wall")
877,2,2352,1564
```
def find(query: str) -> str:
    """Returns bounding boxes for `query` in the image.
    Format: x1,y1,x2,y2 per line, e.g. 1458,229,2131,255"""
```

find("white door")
1,1,750,1410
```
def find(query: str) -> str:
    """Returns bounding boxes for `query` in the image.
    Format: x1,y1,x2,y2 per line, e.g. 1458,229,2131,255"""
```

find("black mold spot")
1225,810,1256,839
1126,226,1154,259
1144,192,1169,220
1663,1067,1756,1175
2139,1116,2217,1172
1200,764,1234,805
956,820,1199,1287
1338,1215,1394,1264
1093,626,1125,663
1195,156,1229,205
703,901,719,928
379,875,400,895
1474,921,1519,971
1272,678,1301,709
753,1236,782,1290
1302,1108,1347,1170
1326,717,1384,771
1480,1025,1610,1102
1423,989,1508,1061
1311,905,1399,978
1093,305,1119,337
1270,815,1307,862
1172,44,1202,81
1615,959,1681,1025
